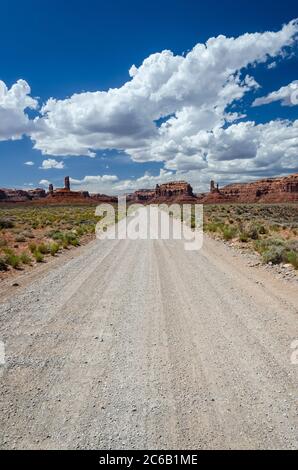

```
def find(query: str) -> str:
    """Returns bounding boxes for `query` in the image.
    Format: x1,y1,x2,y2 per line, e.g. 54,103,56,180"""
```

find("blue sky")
0,0,297,193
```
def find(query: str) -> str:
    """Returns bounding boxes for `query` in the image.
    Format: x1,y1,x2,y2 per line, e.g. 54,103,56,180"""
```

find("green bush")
254,238,285,255
50,242,60,256
239,232,249,243
69,237,79,247
5,252,21,269
49,230,80,247
205,222,221,233
29,242,37,254
62,240,69,249
49,231,65,241
75,226,85,236
247,224,259,240
37,243,50,254
222,226,237,241
20,252,32,265
205,222,216,232
33,251,44,263
64,232,80,246
287,251,298,269
262,245,286,265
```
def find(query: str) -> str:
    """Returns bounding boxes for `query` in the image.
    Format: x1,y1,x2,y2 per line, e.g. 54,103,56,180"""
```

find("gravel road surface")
0,208,297,449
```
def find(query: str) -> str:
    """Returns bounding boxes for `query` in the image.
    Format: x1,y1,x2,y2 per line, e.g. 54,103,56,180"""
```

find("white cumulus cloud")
1,19,298,191
253,80,298,107
39,179,51,187
40,158,65,169
29,19,298,162
0,79,38,141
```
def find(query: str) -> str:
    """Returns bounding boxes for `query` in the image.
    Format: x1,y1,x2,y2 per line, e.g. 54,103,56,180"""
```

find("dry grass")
0,204,104,273
203,204,298,269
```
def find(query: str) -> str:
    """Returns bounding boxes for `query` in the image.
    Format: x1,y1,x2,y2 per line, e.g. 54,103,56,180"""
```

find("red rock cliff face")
0,188,46,202
128,181,196,203
156,181,193,198
201,173,298,203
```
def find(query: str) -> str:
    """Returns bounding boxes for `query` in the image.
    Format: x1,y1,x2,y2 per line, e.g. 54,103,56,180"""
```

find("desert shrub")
64,232,80,246
258,225,268,235
0,257,8,271
20,252,32,265
50,242,60,256
239,232,249,243
69,238,79,247
75,226,85,236
49,230,64,241
37,243,50,254
254,238,285,254
33,251,44,263
287,251,298,269
262,245,287,265
29,242,37,254
5,251,21,269
15,234,26,243
205,222,221,233
2,247,14,256
84,224,95,234
0,237,7,248
247,224,259,240
222,226,237,241
62,239,69,249
0,219,14,229
286,240,298,252
22,230,35,239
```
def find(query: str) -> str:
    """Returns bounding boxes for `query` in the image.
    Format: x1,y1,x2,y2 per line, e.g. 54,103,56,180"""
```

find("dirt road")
0,209,297,449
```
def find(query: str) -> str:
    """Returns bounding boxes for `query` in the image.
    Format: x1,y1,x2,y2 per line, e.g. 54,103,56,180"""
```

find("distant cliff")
1,173,298,205
128,181,197,203
0,176,117,204
199,173,298,203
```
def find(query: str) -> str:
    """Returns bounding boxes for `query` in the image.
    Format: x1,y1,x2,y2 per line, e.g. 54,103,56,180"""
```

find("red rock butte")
128,174,298,204
128,181,196,203
47,176,90,200
0,173,298,204
199,173,298,204
0,176,117,204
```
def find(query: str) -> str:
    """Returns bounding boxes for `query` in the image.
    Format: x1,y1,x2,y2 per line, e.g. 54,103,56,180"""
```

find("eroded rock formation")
47,176,89,200
1,173,297,205
0,177,116,204
156,181,194,198
0,188,46,202
200,173,298,203
128,181,196,203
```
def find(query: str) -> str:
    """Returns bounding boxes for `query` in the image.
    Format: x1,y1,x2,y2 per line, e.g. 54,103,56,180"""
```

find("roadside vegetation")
0,205,103,274
203,204,298,270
